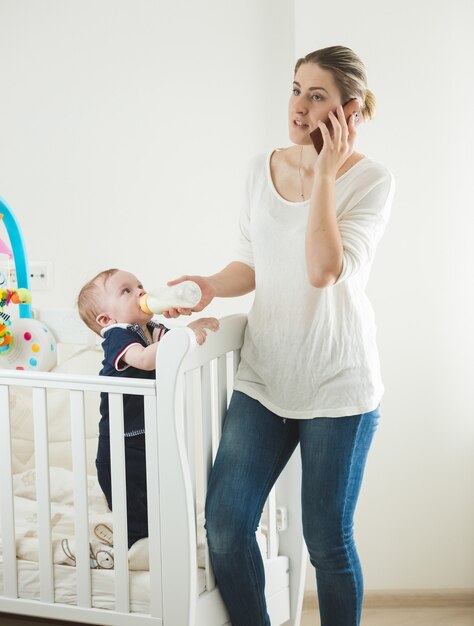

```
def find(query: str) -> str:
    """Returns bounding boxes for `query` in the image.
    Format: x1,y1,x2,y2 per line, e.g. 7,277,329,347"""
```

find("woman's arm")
305,106,357,288
163,261,255,318
305,172,344,288
208,261,255,297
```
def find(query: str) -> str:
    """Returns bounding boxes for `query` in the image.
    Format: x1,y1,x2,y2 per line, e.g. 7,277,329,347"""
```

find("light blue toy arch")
0,197,33,319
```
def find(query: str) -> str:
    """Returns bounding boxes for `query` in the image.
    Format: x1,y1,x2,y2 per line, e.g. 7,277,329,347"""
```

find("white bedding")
0,559,207,612
8,467,147,567
0,466,208,608
0,561,156,613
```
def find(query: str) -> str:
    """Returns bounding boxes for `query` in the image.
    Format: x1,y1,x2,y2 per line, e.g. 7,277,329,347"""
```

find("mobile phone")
310,99,362,154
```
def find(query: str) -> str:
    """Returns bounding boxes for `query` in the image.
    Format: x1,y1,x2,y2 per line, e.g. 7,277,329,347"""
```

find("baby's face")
97,270,152,328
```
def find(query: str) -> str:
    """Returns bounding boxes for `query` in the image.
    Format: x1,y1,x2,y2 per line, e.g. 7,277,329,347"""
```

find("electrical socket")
29,261,53,291
7,266,17,287
4,261,53,291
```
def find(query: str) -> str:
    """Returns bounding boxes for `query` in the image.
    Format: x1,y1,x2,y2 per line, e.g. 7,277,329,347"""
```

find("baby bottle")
139,281,202,315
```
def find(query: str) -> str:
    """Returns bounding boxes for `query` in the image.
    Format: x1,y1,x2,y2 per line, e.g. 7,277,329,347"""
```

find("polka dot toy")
1,198,56,371
0,317,56,371
0,288,55,371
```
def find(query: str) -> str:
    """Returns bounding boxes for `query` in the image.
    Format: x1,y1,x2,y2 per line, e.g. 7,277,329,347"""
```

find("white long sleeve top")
233,151,395,419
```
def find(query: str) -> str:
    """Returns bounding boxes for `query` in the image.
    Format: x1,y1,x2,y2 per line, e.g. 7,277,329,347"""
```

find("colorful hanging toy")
0,199,56,371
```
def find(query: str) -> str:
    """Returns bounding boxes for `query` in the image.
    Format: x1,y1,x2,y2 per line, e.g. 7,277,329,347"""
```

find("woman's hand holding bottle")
161,275,217,318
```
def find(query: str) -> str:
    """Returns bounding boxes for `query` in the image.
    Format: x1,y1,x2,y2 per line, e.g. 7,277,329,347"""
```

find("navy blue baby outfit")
96,321,168,548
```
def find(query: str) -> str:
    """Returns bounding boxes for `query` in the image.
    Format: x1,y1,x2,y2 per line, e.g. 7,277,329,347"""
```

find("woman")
165,45,395,626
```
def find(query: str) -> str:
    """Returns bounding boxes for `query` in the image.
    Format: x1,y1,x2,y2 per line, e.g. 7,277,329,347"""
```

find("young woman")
165,45,395,626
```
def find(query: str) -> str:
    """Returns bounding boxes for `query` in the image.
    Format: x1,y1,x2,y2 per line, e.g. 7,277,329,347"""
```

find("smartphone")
310,99,362,154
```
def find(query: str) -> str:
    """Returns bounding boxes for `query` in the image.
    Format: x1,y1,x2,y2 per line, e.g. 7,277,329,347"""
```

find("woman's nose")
293,95,308,115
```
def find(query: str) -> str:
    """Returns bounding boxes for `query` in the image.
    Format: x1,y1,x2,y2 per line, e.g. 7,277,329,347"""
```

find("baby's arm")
122,342,159,371
121,318,219,369
187,317,220,345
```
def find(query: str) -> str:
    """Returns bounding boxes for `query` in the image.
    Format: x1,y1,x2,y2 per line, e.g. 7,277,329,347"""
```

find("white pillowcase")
9,347,103,475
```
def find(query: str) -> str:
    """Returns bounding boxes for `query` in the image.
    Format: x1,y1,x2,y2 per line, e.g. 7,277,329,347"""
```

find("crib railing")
0,368,162,625
156,314,302,626
0,314,301,626
154,312,284,625
0,315,298,626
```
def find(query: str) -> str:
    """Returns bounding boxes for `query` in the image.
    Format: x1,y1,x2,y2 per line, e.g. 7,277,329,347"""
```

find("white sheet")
0,466,208,610
0,559,207,612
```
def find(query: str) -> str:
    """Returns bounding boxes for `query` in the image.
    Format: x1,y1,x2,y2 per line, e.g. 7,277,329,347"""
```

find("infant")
78,268,219,547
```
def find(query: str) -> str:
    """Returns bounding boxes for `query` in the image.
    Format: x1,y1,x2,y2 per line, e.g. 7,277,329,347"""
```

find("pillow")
52,346,103,376
13,467,106,505
9,347,103,475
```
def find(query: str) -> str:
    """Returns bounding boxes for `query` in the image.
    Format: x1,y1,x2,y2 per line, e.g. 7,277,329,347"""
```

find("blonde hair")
77,268,119,336
294,45,376,121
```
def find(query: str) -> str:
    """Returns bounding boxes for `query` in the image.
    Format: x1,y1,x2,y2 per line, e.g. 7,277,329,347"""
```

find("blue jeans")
205,391,380,626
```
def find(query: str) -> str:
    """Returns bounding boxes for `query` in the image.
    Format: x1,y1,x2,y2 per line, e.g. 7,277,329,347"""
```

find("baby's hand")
187,317,220,345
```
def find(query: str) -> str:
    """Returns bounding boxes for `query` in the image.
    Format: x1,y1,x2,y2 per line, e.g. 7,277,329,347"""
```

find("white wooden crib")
0,311,306,625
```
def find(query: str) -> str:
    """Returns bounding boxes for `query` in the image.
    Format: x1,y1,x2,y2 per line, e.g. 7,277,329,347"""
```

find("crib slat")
32,387,54,603
108,393,129,613
143,394,163,618
215,354,227,451
184,370,196,504
267,488,278,559
69,391,92,607
200,363,213,490
0,385,18,598
232,348,241,379
200,363,216,592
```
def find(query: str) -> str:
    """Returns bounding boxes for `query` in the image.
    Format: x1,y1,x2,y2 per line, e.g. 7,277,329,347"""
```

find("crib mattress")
0,558,207,612
0,466,207,611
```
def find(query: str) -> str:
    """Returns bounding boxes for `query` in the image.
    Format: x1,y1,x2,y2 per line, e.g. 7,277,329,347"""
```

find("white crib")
0,311,306,625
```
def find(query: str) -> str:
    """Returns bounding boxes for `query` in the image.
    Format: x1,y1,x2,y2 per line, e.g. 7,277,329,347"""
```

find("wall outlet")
5,262,54,291
29,261,53,291
6,266,17,287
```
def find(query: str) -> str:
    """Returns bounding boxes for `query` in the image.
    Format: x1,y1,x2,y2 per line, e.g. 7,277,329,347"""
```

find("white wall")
0,0,294,318
1,0,473,593
296,0,474,591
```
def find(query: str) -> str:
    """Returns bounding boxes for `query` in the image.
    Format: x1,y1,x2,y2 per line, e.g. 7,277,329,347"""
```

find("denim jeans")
205,390,380,626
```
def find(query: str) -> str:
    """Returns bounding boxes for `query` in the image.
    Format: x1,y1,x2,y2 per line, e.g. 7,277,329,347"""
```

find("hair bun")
363,88,376,121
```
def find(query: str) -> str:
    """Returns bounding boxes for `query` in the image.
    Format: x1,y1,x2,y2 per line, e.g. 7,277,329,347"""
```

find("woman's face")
288,62,343,145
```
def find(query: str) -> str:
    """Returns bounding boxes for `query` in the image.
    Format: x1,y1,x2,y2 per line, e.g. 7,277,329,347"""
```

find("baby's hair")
77,268,119,336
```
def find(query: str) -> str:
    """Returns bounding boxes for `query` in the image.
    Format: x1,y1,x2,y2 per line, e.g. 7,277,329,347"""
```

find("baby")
77,268,219,547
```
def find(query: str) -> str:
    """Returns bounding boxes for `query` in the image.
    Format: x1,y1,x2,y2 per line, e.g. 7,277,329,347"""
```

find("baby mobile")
0,198,56,371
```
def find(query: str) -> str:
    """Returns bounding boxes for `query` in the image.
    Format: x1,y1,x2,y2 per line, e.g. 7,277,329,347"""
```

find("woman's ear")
96,312,113,328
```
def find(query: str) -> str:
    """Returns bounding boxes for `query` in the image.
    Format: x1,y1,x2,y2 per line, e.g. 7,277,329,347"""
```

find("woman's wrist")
312,169,337,186
206,274,220,298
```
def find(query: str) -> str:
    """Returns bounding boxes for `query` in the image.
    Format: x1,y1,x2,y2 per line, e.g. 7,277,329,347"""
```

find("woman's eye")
292,88,300,96
122,288,131,294
312,94,322,101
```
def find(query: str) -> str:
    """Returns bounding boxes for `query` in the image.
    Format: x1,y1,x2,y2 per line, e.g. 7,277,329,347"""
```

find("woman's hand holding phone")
310,100,361,178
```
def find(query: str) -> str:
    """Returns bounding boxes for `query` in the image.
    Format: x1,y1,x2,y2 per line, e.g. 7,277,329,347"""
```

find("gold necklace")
298,146,305,201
